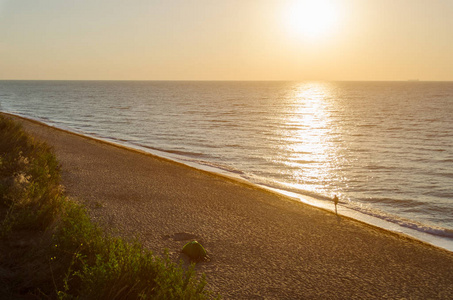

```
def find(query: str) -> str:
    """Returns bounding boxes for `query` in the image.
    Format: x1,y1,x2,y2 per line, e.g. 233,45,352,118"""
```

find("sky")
1,0,452,81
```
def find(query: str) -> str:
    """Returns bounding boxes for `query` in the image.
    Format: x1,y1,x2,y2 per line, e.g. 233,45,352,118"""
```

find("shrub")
0,115,216,299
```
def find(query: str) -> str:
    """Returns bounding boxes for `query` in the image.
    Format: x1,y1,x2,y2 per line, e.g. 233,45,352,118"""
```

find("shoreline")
2,112,453,298
3,111,452,253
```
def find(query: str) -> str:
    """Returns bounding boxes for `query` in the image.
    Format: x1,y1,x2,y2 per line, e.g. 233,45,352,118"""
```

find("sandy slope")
4,113,453,299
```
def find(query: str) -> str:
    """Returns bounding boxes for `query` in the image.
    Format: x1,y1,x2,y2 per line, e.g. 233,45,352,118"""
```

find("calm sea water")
1,81,452,249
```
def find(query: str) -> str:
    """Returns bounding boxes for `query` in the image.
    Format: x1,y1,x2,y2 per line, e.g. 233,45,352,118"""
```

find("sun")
285,0,339,40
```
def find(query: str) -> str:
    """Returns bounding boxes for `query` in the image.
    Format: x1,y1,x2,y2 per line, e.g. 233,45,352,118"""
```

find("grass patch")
0,115,216,299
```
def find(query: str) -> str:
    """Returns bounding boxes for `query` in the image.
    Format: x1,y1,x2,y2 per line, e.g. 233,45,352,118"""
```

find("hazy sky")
1,0,452,81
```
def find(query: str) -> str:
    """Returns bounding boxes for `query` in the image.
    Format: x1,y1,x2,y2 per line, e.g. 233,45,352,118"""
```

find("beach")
4,113,453,299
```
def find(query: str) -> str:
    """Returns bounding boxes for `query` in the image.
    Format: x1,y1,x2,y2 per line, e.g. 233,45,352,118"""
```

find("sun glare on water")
285,0,340,41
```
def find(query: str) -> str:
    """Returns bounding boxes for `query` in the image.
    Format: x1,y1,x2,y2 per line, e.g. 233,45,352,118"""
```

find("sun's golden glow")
285,0,340,40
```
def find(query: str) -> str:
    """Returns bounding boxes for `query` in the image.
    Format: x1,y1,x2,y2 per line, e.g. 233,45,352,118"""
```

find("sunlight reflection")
279,82,337,195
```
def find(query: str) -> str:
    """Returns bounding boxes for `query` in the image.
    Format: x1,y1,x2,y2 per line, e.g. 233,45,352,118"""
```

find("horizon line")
1,79,452,82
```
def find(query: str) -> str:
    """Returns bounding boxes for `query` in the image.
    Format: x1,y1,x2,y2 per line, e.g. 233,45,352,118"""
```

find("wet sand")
4,113,453,299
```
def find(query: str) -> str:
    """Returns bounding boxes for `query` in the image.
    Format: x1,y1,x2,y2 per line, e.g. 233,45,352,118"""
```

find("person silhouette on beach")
333,195,339,215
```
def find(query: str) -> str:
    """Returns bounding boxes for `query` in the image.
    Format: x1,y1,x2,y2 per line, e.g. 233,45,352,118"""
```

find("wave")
162,149,209,158
109,105,131,110
343,202,453,239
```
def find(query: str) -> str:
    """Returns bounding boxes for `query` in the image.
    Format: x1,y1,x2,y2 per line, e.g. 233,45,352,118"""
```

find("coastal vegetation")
0,115,213,299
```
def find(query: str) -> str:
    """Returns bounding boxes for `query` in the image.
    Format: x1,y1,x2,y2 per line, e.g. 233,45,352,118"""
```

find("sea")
1,80,452,251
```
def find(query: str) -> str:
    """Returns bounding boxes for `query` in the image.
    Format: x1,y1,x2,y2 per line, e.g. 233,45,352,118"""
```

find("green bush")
0,115,63,233
0,115,216,299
